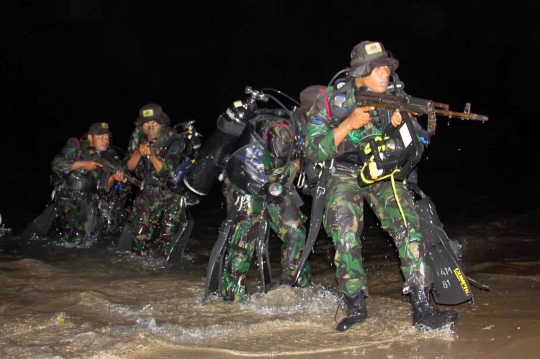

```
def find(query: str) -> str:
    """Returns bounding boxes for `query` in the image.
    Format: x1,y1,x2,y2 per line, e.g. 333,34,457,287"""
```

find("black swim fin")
202,210,235,303
416,195,474,305
19,202,58,242
116,219,134,252
166,209,194,265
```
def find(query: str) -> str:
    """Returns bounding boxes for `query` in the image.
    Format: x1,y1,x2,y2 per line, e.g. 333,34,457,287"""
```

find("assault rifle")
92,153,142,189
355,90,488,132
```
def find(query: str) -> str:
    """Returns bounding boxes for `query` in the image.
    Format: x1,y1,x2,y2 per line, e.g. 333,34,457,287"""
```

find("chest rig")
325,83,424,186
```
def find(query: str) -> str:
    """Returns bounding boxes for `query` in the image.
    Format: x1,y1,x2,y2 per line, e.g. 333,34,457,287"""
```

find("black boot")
336,293,368,332
409,287,459,330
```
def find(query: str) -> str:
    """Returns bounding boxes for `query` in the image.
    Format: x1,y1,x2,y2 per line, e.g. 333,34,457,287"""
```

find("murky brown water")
1,208,539,359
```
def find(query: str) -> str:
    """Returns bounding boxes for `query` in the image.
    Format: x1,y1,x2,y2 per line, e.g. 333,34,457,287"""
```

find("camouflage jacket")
124,126,185,184
260,119,298,188
305,82,393,164
51,138,103,185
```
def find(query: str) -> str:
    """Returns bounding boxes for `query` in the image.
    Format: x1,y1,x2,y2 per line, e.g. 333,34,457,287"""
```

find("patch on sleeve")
334,94,346,108
310,119,323,125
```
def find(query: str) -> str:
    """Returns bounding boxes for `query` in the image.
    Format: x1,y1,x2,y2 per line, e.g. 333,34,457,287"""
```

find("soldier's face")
88,134,110,152
142,121,161,141
355,65,391,93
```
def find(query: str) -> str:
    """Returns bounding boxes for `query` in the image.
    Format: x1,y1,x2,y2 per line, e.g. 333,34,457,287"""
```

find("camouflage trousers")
323,170,433,297
132,186,187,257
55,189,99,242
220,179,311,302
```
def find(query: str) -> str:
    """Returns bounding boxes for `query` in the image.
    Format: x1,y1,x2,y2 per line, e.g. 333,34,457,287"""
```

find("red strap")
317,88,332,118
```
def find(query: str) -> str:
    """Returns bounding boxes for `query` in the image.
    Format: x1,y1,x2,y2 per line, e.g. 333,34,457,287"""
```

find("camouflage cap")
298,85,325,114
87,122,112,136
134,103,170,126
347,41,399,78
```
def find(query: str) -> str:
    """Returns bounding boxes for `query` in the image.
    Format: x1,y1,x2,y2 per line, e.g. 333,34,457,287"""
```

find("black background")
2,0,539,232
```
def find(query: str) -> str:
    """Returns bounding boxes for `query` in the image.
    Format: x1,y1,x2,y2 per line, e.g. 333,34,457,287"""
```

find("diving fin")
116,219,134,252
202,211,235,303
19,202,58,242
416,195,473,305
166,209,194,265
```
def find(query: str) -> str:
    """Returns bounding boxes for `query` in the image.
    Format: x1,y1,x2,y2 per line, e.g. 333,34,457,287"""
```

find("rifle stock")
93,154,142,189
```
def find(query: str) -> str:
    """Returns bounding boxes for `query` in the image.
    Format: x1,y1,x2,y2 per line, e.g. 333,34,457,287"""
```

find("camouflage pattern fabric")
305,84,385,163
124,126,186,181
125,126,189,257
100,179,132,236
220,178,311,302
305,83,434,298
54,190,99,243
261,120,297,188
323,171,433,297
219,118,310,302
51,139,103,242
131,186,187,257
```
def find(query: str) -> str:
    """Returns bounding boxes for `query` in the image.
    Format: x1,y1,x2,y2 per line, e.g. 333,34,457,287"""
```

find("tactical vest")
136,130,186,188
321,81,425,184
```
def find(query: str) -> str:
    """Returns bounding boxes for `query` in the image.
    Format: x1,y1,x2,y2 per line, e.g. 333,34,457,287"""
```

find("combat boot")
336,292,368,332
409,287,458,330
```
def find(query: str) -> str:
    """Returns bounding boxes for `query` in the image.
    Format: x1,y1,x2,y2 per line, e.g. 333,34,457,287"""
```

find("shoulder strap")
316,81,353,124
317,88,332,118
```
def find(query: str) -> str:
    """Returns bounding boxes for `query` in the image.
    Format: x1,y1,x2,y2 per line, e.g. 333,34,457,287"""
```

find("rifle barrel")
434,110,488,122
356,93,489,122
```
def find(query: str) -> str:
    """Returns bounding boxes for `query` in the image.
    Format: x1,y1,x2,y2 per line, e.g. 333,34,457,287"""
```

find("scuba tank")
223,87,300,198
168,120,201,188
183,87,269,196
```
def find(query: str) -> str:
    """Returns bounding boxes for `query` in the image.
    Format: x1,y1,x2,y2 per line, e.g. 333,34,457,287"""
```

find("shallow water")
1,204,540,359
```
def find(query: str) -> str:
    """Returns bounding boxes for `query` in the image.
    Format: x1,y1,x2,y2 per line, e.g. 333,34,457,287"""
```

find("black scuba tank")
183,101,255,196
183,86,270,196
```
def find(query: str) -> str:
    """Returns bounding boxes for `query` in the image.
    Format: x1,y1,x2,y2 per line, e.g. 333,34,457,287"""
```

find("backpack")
50,137,82,187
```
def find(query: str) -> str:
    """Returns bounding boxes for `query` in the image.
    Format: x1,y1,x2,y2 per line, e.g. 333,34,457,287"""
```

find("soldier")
124,103,198,258
51,122,126,244
211,86,323,302
304,41,459,331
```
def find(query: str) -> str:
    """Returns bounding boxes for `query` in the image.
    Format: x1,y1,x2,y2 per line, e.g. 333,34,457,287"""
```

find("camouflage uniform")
124,126,188,257
96,148,133,236
220,119,311,302
305,83,434,298
51,139,102,242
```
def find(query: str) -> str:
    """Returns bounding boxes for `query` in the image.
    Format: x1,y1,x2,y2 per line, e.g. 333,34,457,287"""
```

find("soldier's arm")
51,141,80,174
304,95,344,164
125,129,143,172
334,106,374,145
154,137,184,181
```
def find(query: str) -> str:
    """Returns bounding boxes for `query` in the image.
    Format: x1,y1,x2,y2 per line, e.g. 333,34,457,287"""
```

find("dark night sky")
2,0,539,230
